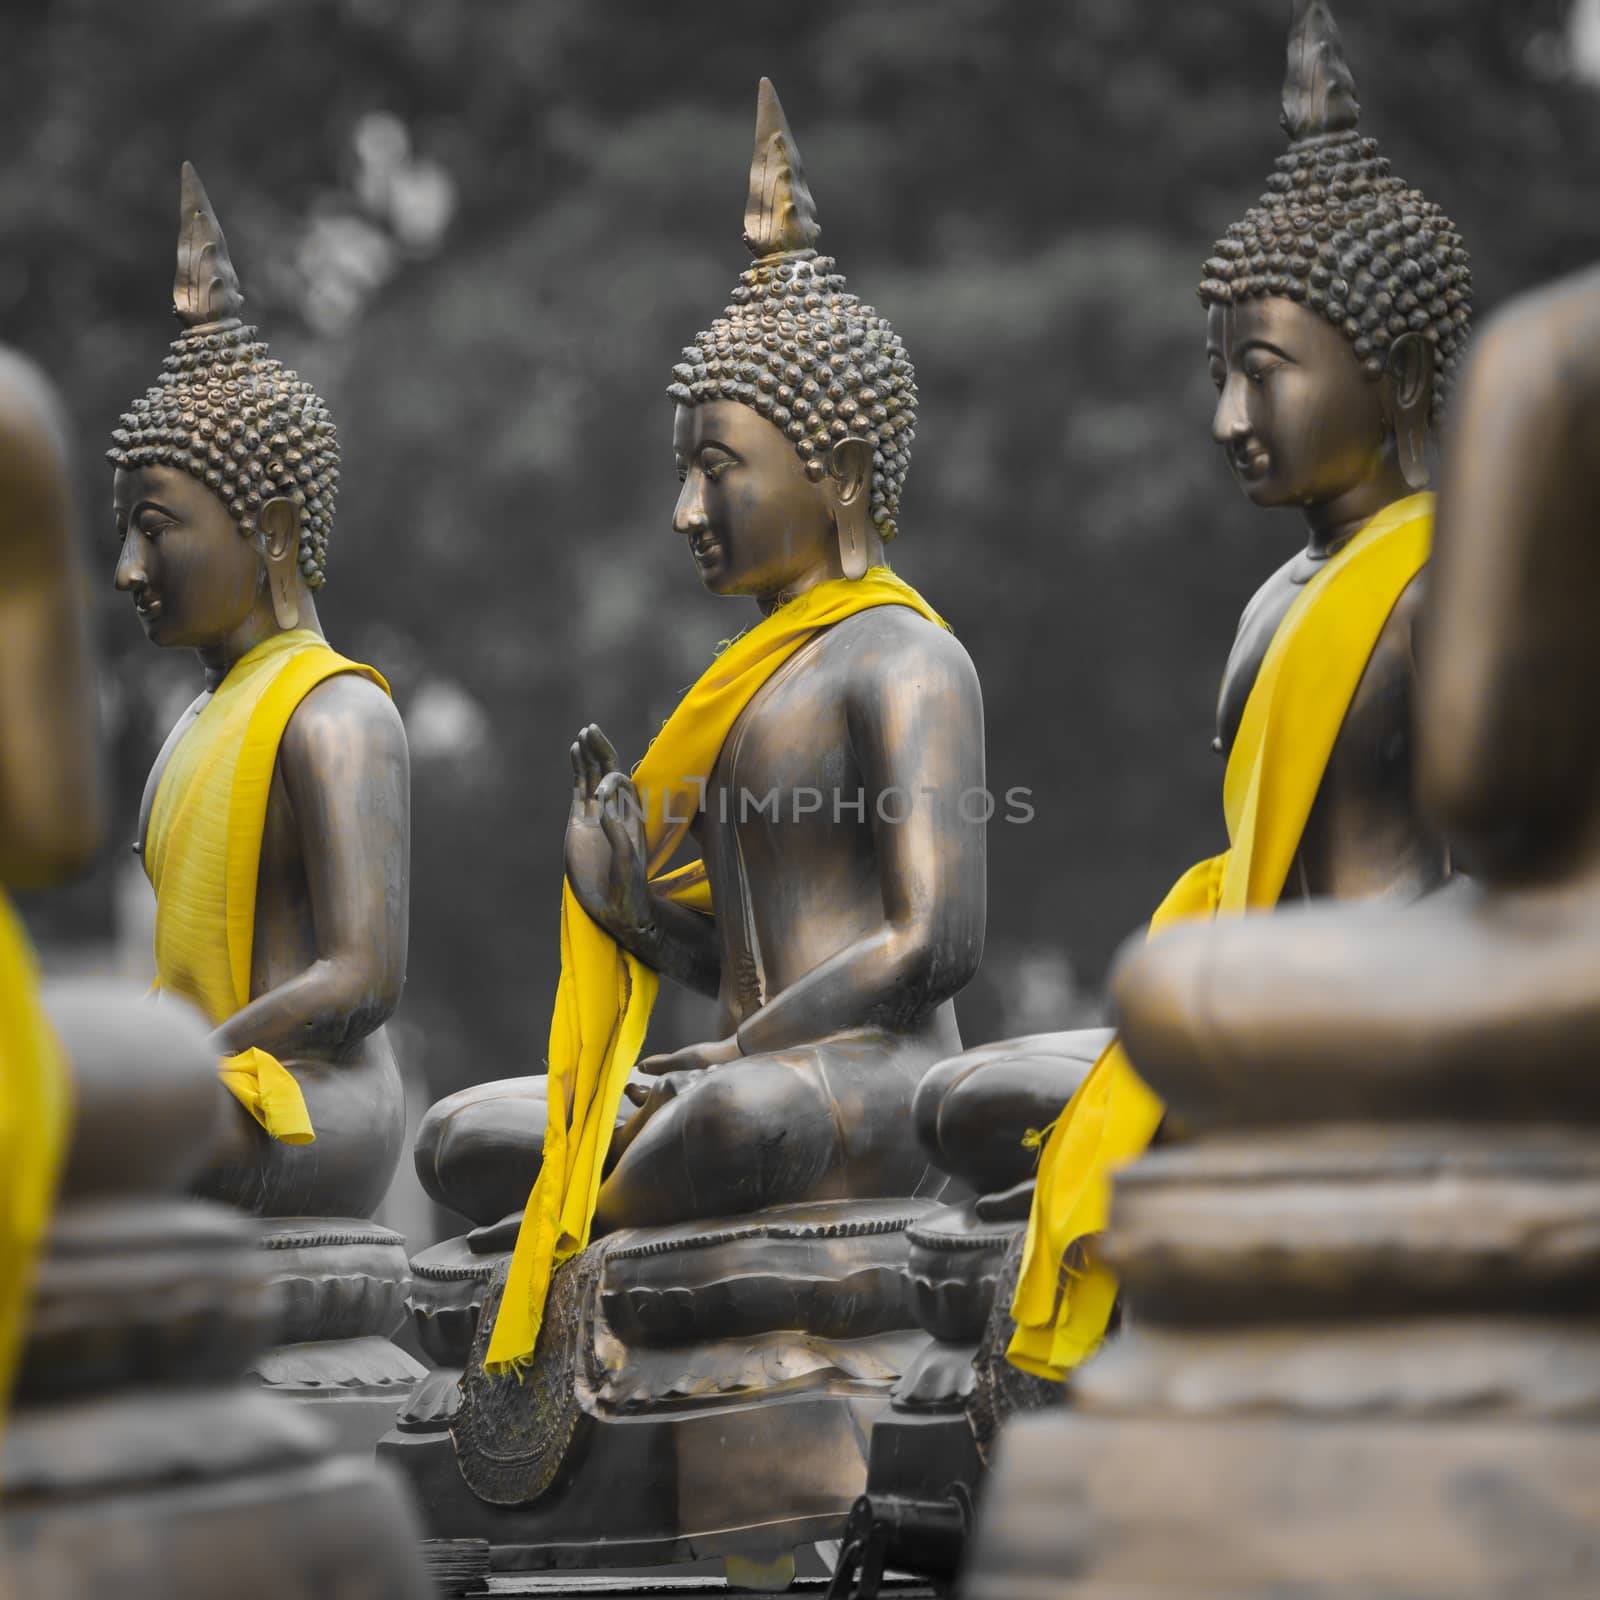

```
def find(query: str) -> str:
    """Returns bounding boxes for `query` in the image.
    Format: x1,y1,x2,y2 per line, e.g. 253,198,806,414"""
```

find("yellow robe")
144,629,389,1144
485,567,949,1375
0,891,71,1441
1008,493,1434,1380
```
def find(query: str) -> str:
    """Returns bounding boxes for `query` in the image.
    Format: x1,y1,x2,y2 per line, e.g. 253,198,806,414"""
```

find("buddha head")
109,163,338,649
667,79,917,598
1199,0,1472,513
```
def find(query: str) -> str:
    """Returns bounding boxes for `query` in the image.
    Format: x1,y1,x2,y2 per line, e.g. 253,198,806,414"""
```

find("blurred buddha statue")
110,164,420,1448
0,343,431,1600
904,0,1475,1401
396,81,986,1581
0,346,103,1435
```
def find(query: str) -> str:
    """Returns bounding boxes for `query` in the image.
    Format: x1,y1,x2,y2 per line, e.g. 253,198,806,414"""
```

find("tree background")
7,1,1599,1133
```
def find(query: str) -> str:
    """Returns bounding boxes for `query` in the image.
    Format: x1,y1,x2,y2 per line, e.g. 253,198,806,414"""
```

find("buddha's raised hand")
563,723,651,938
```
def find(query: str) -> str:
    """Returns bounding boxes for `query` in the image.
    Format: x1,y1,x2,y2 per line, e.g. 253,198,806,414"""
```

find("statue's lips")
689,536,723,565
1231,445,1272,481
134,595,163,623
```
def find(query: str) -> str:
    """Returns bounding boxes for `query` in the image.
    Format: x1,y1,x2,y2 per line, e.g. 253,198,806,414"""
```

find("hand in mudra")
611,1036,739,1162
564,723,651,937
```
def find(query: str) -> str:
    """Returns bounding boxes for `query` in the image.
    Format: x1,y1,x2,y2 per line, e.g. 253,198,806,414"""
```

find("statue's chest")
705,636,858,818
1215,573,1302,757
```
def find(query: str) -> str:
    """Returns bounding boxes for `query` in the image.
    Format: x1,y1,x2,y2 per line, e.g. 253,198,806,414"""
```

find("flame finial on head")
1281,0,1361,141
173,161,244,329
742,77,821,259
668,79,918,538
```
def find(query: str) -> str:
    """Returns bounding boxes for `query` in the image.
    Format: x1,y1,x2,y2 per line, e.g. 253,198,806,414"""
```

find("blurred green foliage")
5,0,1598,1096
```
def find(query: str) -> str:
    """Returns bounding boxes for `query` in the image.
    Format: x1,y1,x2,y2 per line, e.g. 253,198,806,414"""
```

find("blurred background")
6,0,1600,1230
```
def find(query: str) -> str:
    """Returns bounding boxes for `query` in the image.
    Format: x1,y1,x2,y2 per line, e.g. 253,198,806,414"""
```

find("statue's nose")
114,531,147,592
673,475,709,537
1211,376,1251,447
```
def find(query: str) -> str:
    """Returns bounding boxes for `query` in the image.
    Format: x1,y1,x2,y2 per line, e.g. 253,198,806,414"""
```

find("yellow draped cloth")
485,567,948,1375
1008,492,1434,1380
0,891,72,1441
144,629,389,1144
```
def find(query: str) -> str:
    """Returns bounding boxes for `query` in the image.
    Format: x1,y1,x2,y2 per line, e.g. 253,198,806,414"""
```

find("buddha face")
672,400,840,598
113,463,262,647
1206,296,1393,511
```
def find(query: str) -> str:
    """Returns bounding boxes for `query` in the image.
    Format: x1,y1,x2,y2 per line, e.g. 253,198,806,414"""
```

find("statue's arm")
615,889,722,998
0,351,103,886
564,721,722,997
734,627,987,1056
211,675,410,1058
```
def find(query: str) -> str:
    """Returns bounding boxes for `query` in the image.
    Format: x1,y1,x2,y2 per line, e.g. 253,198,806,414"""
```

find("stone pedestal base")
378,1231,508,1494
388,1383,902,1571
0,1187,431,1600
866,1409,983,1506
3,1428,432,1600
252,1217,424,1455
390,1198,936,1576
964,1125,1600,1599
253,1336,429,1456
968,1410,1600,1599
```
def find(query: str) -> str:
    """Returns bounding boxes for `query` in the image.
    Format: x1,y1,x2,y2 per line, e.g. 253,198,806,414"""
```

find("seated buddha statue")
962,261,1600,1600
420,77,983,1272
905,0,1475,1392
397,81,985,1578
1113,261,1600,1116
108,164,420,1444
0,344,103,1432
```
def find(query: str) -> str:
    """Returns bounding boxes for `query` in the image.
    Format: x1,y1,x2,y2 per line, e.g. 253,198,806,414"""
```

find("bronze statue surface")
110,162,419,1450
2,983,434,1600
0,347,103,891
0,340,429,1597
964,256,1600,1600
392,79,986,1582
0,345,102,1438
423,77,984,1258
897,0,1472,1405
111,165,410,1219
1114,256,1600,1114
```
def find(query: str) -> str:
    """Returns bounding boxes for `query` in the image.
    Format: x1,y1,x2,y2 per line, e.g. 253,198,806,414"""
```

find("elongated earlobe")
1398,416,1430,491
259,497,301,630
830,437,874,581
1387,333,1434,492
837,510,869,581
269,564,299,630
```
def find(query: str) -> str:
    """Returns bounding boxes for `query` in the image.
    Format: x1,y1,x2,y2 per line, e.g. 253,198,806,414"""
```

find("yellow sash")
145,629,389,1144
485,567,948,1374
1008,493,1433,1380
0,892,72,1443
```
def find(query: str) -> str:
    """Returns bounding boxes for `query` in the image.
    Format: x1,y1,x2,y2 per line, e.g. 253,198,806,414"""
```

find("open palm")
564,722,650,935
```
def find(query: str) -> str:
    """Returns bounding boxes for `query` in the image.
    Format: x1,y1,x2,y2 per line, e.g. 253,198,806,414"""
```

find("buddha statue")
0,350,431,1599
965,258,1600,1600
0,345,103,1435
109,163,421,1449
389,80,986,1584
893,0,1474,1416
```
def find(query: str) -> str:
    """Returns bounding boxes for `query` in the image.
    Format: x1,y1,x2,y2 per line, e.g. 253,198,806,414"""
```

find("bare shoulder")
1373,562,1428,658
1235,552,1301,640
826,602,981,699
281,668,409,770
